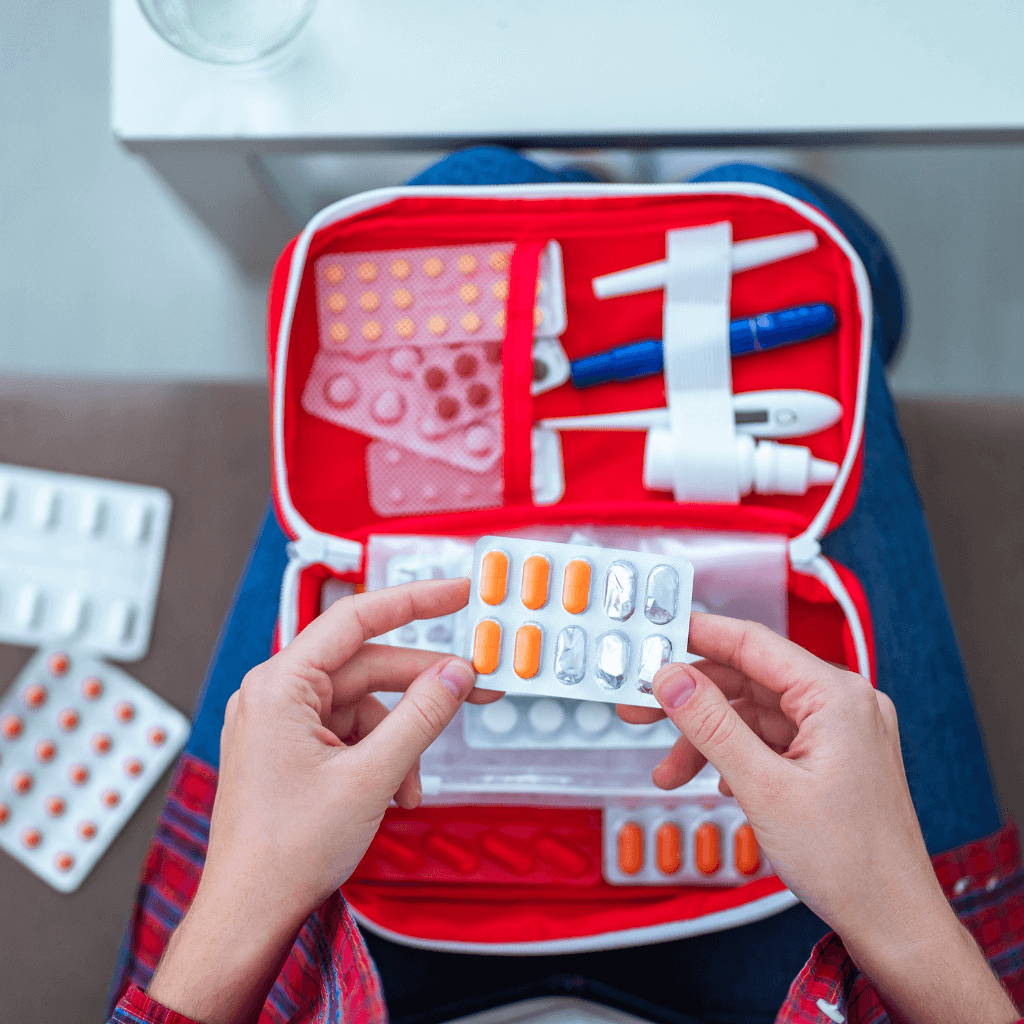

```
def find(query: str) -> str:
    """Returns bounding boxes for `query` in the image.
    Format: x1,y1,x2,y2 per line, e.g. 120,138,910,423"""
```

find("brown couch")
0,379,1020,1021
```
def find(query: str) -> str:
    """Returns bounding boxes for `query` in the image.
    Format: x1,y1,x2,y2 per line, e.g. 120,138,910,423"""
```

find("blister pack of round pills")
0,648,189,892
465,536,695,709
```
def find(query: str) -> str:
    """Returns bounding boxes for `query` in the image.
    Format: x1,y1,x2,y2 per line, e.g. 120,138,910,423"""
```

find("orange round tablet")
427,315,447,336
357,261,377,282
82,677,103,700
147,727,167,746
115,701,135,724
124,758,144,778
734,824,760,875
359,291,380,312
458,254,477,274
78,820,97,840
493,309,506,330
0,803,9,825
12,772,33,795
520,555,550,610
24,684,47,708
59,709,80,732
489,250,509,272
329,322,349,344
479,550,509,605
534,306,545,327
460,283,479,303
22,828,41,849
617,822,644,875
423,257,443,278
392,288,413,309
101,788,120,808
390,258,410,279
695,822,721,875
69,764,89,786
513,624,542,679
327,292,347,312
492,279,509,301
656,822,682,874
362,321,382,341
561,559,592,614
36,740,56,763
395,317,415,339
54,852,74,872
323,264,343,283
472,620,501,675
48,653,70,676
461,312,482,333
46,796,66,817
92,733,112,754
2,715,24,739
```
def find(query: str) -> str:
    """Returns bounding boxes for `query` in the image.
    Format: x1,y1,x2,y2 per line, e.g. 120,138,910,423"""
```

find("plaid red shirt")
106,754,1024,1024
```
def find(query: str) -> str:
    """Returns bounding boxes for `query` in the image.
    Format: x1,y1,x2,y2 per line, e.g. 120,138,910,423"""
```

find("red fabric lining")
266,188,875,949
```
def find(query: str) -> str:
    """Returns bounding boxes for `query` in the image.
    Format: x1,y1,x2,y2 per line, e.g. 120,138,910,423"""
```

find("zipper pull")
286,533,363,574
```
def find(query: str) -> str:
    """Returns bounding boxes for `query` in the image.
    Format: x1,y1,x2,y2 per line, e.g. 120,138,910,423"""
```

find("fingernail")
438,659,475,698
654,666,696,709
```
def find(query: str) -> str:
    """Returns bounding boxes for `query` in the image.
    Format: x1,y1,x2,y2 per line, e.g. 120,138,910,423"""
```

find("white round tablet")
574,701,612,734
528,698,565,734
480,698,519,734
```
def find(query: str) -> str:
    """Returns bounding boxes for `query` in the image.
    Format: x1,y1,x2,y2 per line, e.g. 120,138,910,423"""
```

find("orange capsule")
46,796,66,817
656,822,682,874
68,764,89,786
36,740,57,763
82,676,103,700
48,653,70,676
23,684,47,708
147,726,167,746
2,715,24,739
513,624,542,679
617,822,644,875
561,559,592,614
59,709,80,732
54,852,74,872
92,733,112,754
695,823,721,875
78,820,97,841
114,701,135,724
520,555,550,610
472,619,502,675
12,772,33,795
734,824,760,875
101,788,120,808
22,827,42,849
479,550,509,606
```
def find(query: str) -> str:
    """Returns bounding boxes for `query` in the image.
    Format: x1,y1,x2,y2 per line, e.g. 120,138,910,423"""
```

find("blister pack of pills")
0,648,189,892
467,536,694,709
464,694,680,750
602,801,772,887
303,339,504,473
0,464,171,661
313,241,566,357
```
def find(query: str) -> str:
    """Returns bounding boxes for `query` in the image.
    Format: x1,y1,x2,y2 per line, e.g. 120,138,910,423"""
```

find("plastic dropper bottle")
642,429,838,497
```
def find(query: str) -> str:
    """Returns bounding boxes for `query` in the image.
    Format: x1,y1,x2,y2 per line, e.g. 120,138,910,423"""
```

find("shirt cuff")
109,984,205,1024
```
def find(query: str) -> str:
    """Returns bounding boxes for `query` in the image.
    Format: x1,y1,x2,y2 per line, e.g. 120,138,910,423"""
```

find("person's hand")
149,578,499,1024
640,612,1017,1024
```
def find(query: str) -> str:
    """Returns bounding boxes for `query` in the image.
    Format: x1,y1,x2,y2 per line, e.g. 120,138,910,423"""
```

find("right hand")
646,613,1017,1024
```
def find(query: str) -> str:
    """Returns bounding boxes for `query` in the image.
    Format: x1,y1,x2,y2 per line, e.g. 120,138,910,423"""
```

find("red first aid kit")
266,182,875,954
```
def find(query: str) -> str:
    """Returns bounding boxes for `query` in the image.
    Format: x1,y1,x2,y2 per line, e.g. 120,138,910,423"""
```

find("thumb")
353,656,476,797
653,662,777,800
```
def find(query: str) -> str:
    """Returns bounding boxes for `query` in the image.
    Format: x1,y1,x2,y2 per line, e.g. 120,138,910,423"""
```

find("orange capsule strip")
479,550,509,605
617,822,644,875
695,822,721,875
734,824,760,875
513,624,542,679
656,822,682,874
561,559,592,614
520,555,550,610
472,619,501,675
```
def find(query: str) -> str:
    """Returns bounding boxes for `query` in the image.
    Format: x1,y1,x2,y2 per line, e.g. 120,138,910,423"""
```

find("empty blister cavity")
603,562,636,621
123,502,153,545
595,632,630,690
553,625,586,685
638,635,672,693
78,494,106,536
15,584,44,630
527,698,564,734
574,701,611,734
480,698,519,734
644,565,679,625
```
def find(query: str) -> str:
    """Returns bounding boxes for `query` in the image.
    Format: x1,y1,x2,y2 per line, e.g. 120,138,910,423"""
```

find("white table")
112,0,1024,271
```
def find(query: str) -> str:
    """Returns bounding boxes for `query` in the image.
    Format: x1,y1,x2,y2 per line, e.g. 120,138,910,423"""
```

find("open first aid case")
266,183,875,953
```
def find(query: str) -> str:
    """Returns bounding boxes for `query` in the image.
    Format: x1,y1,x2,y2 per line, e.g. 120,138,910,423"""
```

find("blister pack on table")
0,649,189,892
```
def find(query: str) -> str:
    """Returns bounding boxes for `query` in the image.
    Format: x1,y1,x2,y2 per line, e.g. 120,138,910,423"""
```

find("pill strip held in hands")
465,537,695,708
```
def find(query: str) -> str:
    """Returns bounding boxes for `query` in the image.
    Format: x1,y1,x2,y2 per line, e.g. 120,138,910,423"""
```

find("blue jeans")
182,148,1000,1024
